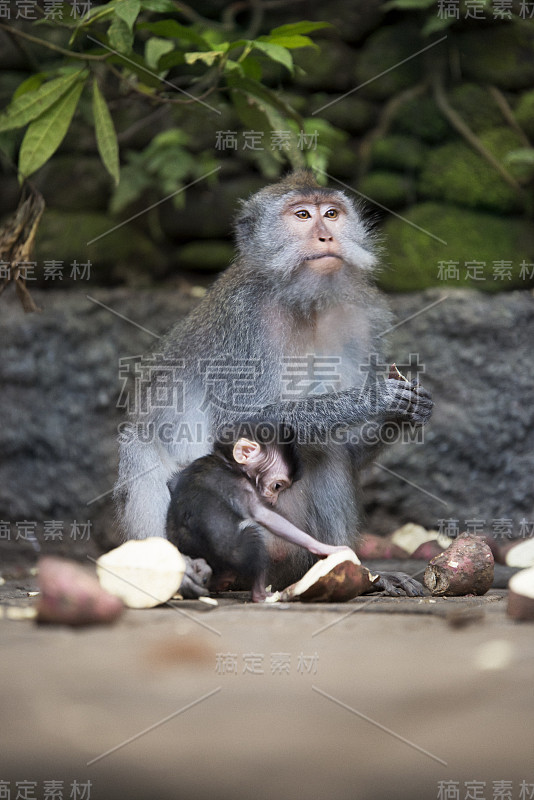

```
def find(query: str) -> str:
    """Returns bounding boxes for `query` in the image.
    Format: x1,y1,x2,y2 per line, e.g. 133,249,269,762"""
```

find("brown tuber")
507,566,534,621
388,363,410,382
423,533,494,596
355,533,407,560
37,557,124,626
274,550,378,602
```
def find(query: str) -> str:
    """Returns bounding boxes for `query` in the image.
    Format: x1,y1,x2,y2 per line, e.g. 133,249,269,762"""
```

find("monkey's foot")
371,571,424,597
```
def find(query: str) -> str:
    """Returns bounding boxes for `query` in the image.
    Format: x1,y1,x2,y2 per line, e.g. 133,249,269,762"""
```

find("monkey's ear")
233,438,261,465
234,201,255,249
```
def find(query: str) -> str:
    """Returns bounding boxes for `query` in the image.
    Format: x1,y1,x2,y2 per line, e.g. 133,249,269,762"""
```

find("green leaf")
421,14,457,35
184,50,226,66
140,0,176,10
108,15,133,53
107,52,162,86
157,51,186,71
253,41,293,72
138,19,209,48
383,0,435,7
114,0,141,31
145,36,174,70
268,21,331,37
13,73,46,100
505,148,534,164
19,79,85,178
226,74,300,123
261,34,317,50
92,80,120,185
0,69,87,132
240,55,262,80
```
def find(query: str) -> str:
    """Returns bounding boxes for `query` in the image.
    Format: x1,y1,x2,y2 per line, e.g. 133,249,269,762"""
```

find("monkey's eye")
295,209,311,219
324,208,338,218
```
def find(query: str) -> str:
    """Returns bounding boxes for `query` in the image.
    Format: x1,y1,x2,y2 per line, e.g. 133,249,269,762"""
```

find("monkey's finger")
374,571,425,597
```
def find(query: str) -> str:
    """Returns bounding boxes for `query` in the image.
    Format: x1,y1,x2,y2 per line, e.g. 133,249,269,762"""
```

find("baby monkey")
166,420,351,602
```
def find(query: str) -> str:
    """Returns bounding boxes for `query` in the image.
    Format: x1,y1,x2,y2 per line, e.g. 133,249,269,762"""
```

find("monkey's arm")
252,501,351,558
259,379,432,439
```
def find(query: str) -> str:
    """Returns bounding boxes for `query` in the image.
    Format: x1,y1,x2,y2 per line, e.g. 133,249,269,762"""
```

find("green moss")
358,172,414,209
354,24,423,100
393,95,451,143
35,210,167,285
515,90,534,138
418,128,527,214
371,135,427,172
459,24,534,90
379,202,534,292
448,84,503,132
176,240,234,272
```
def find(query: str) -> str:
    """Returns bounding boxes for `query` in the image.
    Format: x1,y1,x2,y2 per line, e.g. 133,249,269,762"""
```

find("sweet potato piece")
423,533,494,596
278,550,379,602
507,567,534,621
411,540,445,560
355,533,407,560
37,557,124,626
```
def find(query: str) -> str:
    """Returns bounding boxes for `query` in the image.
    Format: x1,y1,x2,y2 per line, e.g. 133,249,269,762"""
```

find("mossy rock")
359,172,414,208
310,93,377,134
371,135,427,172
354,24,423,100
379,202,534,292
515,90,534,138
458,24,534,90
33,155,112,212
418,128,528,214
176,240,234,272
35,210,167,285
160,176,265,242
393,95,451,143
448,84,504,132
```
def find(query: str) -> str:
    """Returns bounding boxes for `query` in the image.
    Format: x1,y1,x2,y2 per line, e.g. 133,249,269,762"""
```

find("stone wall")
1,286,532,563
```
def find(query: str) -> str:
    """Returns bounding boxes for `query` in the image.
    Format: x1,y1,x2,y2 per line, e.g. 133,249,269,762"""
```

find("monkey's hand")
382,378,433,427
371,570,425,597
179,556,213,599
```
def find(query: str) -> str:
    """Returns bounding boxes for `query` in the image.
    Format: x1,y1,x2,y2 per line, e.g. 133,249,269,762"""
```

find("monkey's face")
233,437,293,505
282,197,346,276
256,468,292,506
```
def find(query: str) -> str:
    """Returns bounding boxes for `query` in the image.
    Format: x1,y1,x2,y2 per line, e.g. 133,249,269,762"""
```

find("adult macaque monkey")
115,170,433,597
167,420,352,602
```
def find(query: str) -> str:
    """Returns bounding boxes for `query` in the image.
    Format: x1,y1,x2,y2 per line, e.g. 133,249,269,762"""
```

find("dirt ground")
1,563,533,800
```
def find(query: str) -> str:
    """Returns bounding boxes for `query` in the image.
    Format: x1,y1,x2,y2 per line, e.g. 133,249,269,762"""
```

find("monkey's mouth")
305,253,343,274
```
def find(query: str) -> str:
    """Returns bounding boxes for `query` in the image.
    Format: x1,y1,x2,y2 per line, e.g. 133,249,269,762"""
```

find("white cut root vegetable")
277,549,378,603
507,566,534,621
97,538,186,609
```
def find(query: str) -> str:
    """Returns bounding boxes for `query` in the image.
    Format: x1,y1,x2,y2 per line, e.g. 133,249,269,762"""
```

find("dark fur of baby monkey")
166,420,352,602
